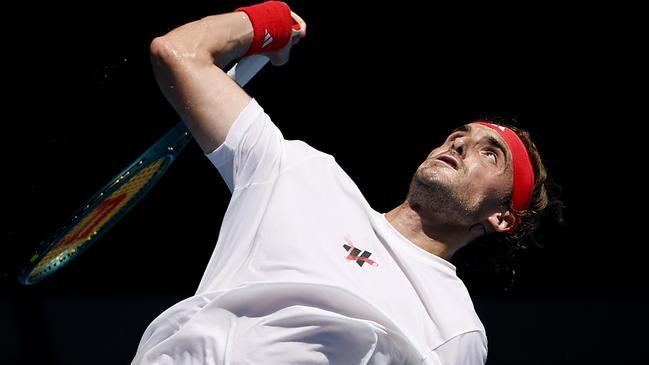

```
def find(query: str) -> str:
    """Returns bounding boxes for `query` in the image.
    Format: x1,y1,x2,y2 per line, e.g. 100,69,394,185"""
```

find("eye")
483,151,497,164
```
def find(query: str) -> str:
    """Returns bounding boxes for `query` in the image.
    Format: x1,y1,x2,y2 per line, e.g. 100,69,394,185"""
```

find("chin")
408,174,444,205
407,172,477,224
415,167,452,188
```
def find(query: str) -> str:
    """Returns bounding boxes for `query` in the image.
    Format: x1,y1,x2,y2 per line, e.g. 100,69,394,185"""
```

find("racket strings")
27,157,170,282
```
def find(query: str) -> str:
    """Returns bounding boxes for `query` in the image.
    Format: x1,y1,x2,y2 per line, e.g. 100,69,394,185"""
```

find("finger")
270,53,289,66
270,44,291,66
290,11,307,38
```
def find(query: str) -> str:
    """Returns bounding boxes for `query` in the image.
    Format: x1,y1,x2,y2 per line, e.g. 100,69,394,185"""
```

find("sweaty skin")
149,11,306,153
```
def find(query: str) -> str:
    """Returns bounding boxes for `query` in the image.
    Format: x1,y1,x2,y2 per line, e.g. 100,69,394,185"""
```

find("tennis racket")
19,55,270,285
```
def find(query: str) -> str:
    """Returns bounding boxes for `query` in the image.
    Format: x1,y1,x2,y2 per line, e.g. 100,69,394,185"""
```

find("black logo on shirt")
343,238,378,267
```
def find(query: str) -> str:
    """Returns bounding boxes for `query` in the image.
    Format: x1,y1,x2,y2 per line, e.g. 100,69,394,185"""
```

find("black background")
2,1,644,364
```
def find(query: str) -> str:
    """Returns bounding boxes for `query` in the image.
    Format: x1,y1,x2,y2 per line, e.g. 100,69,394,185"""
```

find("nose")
452,136,466,158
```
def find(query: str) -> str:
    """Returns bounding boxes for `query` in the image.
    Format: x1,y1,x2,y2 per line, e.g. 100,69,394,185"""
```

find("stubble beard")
406,170,477,226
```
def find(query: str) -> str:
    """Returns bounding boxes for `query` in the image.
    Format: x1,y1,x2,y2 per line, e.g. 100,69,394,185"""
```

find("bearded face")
407,124,513,226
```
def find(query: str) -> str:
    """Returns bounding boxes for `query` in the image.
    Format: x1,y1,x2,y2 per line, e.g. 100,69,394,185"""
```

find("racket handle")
226,55,270,87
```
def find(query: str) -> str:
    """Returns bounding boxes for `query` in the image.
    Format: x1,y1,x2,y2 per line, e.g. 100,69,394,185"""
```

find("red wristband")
236,1,294,56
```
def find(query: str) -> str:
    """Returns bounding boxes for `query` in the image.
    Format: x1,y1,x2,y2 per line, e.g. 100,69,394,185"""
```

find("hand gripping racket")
18,55,270,285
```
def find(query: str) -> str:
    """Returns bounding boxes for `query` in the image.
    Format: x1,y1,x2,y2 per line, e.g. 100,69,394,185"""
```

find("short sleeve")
205,99,284,192
432,331,487,365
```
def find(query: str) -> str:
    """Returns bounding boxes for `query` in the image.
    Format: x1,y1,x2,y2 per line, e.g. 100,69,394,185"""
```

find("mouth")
435,154,460,170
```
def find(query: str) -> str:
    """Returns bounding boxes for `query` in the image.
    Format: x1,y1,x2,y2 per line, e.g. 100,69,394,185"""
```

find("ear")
486,211,516,233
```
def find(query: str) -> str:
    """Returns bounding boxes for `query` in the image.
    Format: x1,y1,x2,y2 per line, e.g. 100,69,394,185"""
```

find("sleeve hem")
205,98,264,168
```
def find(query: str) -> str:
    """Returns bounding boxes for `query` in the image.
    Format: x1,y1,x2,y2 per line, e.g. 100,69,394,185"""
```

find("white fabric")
132,99,487,365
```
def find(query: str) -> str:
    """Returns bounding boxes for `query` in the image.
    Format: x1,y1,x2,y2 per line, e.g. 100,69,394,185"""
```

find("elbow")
149,36,181,67
150,35,211,71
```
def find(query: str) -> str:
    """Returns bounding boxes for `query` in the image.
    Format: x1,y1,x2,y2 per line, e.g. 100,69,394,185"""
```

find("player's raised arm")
149,1,306,153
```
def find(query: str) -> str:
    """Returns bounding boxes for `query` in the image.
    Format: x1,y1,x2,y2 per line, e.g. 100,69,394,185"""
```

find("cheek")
468,169,511,200
465,163,502,189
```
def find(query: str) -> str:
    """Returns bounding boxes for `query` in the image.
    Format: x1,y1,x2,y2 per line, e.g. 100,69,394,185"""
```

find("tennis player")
132,2,561,364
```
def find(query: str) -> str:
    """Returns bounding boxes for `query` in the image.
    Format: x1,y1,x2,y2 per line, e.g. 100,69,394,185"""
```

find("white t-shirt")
132,100,487,365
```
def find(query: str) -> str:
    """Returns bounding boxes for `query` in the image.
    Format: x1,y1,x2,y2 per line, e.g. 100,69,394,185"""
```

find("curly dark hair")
452,118,565,292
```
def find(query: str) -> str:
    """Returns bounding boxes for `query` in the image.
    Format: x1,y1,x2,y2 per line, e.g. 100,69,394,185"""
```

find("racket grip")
226,55,270,87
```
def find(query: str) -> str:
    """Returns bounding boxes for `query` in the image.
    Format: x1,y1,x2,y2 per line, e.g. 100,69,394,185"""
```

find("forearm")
148,2,303,153
151,12,253,69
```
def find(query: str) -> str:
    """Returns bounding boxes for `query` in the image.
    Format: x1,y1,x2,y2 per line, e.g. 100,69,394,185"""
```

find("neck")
385,201,479,260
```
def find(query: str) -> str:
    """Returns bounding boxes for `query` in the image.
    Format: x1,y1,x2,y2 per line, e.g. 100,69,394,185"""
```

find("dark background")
3,1,643,364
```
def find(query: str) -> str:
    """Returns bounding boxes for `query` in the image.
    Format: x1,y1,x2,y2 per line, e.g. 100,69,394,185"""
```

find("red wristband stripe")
475,122,535,212
236,1,294,56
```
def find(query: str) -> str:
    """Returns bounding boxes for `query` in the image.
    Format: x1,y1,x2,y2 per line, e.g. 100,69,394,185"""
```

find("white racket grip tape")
226,55,270,87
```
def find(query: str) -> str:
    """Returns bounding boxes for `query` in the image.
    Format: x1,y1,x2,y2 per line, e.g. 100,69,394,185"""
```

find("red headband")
475,122,534,212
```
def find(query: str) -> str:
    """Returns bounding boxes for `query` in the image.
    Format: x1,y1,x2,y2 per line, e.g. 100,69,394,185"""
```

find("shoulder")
283,139,332,165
